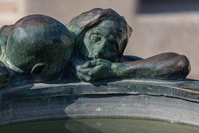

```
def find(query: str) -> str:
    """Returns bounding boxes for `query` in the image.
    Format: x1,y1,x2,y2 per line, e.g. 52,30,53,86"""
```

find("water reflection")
1,118,199,133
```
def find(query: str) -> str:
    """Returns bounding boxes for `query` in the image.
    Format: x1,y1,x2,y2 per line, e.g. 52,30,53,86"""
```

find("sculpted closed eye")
90,34,102,43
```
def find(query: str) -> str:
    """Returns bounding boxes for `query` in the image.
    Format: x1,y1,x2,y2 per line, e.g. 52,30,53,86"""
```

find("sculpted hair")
66,8,132,58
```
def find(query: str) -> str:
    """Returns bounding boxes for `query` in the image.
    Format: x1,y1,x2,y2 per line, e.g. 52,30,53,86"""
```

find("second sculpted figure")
66,8,190,82
0,15,74,88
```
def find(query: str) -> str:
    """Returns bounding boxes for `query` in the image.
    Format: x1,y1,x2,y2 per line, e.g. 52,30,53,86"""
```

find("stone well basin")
1,79,199,132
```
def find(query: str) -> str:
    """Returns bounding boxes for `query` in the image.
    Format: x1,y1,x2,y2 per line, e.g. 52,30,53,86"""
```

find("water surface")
1,118,199,133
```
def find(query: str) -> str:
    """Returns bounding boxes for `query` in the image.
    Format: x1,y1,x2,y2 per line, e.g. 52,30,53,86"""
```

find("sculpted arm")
112,52,190,80
76,52,190,82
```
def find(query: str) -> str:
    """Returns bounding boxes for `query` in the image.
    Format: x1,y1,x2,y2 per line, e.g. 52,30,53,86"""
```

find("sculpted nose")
31,62,48,77
93,48,104,59
93,41,107,58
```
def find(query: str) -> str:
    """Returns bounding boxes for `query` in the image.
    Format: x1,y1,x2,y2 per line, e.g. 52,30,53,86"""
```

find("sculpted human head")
66,8,132,61
6,15,74,79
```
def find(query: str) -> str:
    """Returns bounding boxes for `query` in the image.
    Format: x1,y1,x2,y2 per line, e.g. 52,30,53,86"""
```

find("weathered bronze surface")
67,8,190,82
0,15,74,87
0,8,191,88
0,8,199,128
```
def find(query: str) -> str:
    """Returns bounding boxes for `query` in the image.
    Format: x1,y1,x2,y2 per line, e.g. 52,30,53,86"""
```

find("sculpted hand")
76,59,116,82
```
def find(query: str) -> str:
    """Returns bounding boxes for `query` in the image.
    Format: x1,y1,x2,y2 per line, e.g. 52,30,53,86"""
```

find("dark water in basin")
1,118,199,133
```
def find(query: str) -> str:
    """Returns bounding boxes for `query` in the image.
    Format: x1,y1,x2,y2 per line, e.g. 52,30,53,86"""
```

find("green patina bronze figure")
0,8,190,88
0,15,74,88
66,8,190,82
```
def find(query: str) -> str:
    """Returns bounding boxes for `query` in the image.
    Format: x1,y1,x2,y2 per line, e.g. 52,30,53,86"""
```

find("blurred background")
0,0,199,79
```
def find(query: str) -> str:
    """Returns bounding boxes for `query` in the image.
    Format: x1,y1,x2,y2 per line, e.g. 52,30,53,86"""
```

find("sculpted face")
80,20,124,61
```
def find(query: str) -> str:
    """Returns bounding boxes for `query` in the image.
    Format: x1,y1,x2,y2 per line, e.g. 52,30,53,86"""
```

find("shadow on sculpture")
0,8,191,89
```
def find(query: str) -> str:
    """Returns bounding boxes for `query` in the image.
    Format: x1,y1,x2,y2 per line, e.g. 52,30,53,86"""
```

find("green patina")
0,8,191,89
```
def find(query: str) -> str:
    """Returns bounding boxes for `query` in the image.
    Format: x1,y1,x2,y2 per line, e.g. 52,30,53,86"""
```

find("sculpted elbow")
176,55,191,73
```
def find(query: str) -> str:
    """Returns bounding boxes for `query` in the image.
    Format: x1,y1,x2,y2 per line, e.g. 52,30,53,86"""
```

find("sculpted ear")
31,62,48,77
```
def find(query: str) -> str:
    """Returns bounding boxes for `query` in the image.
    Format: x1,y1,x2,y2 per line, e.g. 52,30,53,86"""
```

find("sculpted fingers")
80,61,91,69
76,65,104,82
76,59,113,82
88,65,104,76
76,72,91,82
77,67,91,75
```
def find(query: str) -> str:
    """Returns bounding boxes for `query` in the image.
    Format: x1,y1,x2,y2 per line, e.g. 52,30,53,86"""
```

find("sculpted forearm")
111,52,190,80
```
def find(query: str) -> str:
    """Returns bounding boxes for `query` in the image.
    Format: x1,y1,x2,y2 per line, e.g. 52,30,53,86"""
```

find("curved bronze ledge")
1,79,199,126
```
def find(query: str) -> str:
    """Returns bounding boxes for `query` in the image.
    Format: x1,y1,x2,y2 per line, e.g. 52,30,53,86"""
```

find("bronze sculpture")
0,15,74,88
67,8,190,82
0,8,190,88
